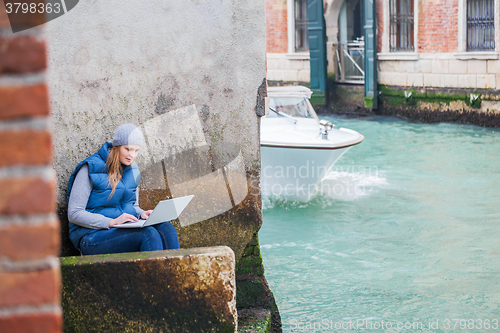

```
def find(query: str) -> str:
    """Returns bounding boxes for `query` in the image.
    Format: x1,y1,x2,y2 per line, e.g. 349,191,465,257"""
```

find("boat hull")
261,145,352,202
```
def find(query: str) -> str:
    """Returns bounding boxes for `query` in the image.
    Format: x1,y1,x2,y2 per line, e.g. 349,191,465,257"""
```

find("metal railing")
467,0,495,51
331,40,365,84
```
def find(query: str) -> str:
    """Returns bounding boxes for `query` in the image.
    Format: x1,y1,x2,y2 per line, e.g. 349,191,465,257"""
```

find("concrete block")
394,61,407,72
441,74,459,88
432,60,449,74
449,60,468,74
276,58,290,70
423,74,441,87
389,73,408,86
377,71,392,85
266,69,279,81
414,60,432,73
407,73,424,87
487,59,500,74
378,61,396,72
60,246,237,333
290,59,308,70
467,60,487,74
266,59,281,70
381,60,415,73
282,70,299,82
457,74,477,88
297,69,311,82
477,74,496,89
378,71,407,86
404,61,416,73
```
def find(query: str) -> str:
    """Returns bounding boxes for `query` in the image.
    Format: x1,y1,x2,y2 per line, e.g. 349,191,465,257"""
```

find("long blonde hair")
106,146,123,198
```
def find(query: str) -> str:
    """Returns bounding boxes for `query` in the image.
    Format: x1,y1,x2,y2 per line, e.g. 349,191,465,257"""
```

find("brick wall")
0,3,62,333
417,0,459,53
376,0,383,53
266,0,288,53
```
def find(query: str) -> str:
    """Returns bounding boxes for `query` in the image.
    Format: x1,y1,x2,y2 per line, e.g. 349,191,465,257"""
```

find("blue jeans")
79,222,179,255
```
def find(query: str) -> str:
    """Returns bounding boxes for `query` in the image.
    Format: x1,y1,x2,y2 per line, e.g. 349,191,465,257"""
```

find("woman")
66,123,179,255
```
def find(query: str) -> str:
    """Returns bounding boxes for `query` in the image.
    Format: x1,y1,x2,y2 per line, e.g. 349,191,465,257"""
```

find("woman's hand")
140,210,154,220
109,213,139,227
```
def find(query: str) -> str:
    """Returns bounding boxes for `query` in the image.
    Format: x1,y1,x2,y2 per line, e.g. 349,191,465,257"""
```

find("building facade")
377,0,500,91
266,0,500,104
266,0,311,82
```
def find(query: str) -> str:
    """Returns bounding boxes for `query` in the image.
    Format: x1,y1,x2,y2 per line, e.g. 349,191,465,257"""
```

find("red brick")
0,1,10,29
0,312,62,333
265,0,288,53
376,0,383,53
0,177,55,215
0,84,49,120
0,219,60,261
417,0,458,53
0,130,52,167
0,268,60,307
0,36,46,74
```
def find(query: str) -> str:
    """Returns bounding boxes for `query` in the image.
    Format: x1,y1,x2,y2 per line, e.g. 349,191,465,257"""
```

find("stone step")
60,246,236,332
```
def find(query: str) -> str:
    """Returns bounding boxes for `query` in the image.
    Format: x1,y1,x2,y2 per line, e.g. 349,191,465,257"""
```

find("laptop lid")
143,194,194,226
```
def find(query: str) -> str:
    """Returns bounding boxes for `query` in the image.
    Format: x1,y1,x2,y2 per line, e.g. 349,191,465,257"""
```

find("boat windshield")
268,97,313,118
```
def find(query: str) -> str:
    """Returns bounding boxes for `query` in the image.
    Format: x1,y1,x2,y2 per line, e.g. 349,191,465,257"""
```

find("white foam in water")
319,170,387,201
261,170,387,208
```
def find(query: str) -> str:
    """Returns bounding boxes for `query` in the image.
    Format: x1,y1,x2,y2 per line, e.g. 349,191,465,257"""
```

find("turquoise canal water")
259,116,500,332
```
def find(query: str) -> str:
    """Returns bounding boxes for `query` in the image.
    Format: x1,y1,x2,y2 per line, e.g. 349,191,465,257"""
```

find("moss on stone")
310,93,325,105
379,85,472,107
238,309,271,333
236,233,281,332
236,233,265,277
364,96,374,108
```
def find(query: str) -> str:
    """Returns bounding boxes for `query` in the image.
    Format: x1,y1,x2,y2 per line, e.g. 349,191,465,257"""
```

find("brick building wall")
266,0,288,53
376,0,383,53
377,0,500,92
265,0,311,82
417,0,459,53
0,3,62,333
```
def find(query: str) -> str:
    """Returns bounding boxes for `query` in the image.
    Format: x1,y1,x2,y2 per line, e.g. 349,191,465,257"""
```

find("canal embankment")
322,80,500,127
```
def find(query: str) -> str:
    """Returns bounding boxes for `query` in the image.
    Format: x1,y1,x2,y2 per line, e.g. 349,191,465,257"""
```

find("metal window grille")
295,0,309,52
467,0,495,51
389,0,414,52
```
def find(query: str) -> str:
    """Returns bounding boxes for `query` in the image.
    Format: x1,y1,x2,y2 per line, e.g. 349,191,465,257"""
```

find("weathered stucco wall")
46,1,281,331
47,0,265,197
47,0,266,257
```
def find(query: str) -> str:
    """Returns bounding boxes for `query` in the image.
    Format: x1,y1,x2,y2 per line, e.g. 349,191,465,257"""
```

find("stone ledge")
454,52,499,60
238,309,271,333
60,246,237,333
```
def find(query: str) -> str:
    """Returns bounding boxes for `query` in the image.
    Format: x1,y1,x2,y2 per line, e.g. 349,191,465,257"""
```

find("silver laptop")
113,195,194,228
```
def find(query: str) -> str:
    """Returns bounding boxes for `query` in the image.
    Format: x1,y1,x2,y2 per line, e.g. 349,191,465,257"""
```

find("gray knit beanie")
112,124,144,146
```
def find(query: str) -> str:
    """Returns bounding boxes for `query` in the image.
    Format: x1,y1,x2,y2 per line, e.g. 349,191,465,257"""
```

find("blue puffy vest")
66,142,141,247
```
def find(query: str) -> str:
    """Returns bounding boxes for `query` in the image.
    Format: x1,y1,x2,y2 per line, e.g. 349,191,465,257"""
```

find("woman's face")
118,145,141,166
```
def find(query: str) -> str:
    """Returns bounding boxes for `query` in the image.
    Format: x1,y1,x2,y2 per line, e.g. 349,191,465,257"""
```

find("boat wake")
262,169,387,209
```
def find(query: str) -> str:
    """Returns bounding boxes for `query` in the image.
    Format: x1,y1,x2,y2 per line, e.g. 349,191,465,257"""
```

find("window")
467,0,495,51
269,97,313,118
389,0,414,52
295,0,309,52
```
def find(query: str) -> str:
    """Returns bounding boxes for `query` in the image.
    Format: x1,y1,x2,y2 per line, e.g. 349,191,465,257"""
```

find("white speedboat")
261,86,364,202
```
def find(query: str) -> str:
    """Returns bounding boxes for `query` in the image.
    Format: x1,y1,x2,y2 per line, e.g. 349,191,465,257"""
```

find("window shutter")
307,0,327,94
